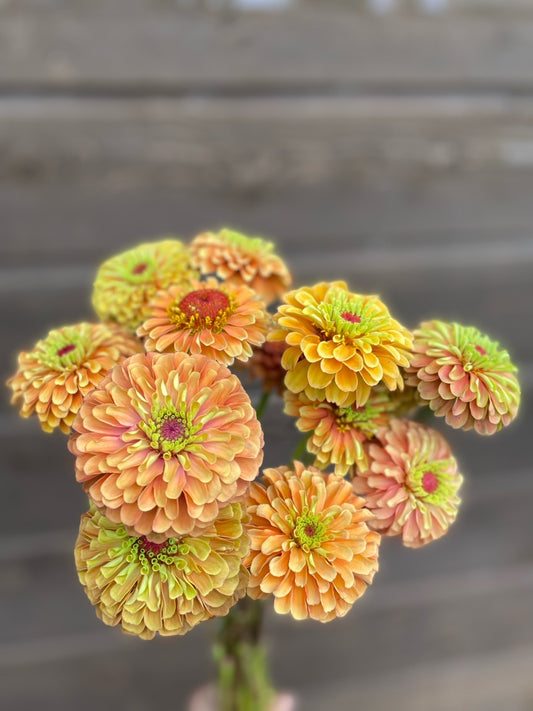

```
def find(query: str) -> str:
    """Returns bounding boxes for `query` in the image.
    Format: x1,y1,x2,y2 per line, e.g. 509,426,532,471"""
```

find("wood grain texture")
2,6,533,89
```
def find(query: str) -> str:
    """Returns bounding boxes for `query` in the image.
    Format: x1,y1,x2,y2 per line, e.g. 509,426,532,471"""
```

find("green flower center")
124,534,190,575
140,402,196,459
167,288,235,333
334,402,384,436
452,323,515,374
119,250,157,284
293,513,328,551
38,325,92,371
407,460,458,506
316,291,389,341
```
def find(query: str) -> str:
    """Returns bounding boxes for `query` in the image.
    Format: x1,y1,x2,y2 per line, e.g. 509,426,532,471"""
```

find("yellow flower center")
167,288,235,333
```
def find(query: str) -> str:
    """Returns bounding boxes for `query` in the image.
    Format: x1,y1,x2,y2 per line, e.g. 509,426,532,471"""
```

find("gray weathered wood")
2,9,533,89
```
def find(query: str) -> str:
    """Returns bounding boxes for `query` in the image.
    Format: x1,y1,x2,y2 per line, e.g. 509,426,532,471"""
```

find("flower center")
56,343,76,358
421,471,439,494
334,402,385,436
293,513,327,551
168,288,235,333
140,405,192,460
178,289,230,320
160,416,187,442
132,262,148,275
126,535,190,575
475,344,487,356
341,312,361,324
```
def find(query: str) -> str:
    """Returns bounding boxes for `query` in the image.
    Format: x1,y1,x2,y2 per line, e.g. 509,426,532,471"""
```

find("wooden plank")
6,96,533,190
2,9,533,89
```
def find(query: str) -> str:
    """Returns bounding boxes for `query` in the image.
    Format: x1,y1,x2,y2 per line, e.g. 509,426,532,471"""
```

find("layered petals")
92,239,198,332
69,352,264,537
352,419,463,548
75,503,249,639
405,320,520,435
190,229,292,305
284,388,396,475
245,462,380,622
138,277,269,367
7,322,142,434
270,282,412,408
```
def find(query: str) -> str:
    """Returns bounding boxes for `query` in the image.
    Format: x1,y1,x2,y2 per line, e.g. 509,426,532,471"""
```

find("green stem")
214,597,274,711
254,391,271,422
292,433,312,465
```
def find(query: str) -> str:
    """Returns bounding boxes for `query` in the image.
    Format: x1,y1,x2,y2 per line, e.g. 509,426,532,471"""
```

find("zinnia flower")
190,229,292,305
284,389,394,475
92,239,198,332
75,503,249,640
246,462,380,622
405,320,520,435
352,419,463,548
137,277,269,366
69,352,264,537
270,282,412,408
7,322,142,434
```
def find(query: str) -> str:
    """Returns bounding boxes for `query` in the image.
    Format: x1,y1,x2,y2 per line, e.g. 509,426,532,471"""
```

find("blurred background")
1,0,533,709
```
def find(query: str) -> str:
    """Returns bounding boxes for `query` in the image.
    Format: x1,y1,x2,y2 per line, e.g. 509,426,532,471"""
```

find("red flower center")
132,262,148,275
178,289,230,321
475,344,487,356
137,536,168,556
421,471,439,494
56,344,76,358
304,524,317,537
160,416,187,442
341,312,361,324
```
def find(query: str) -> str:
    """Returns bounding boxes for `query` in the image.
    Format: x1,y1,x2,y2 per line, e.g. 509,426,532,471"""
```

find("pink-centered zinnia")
405,320,520,435
284,389,394,475
75,502,249,639
270,282,413,408
69,352,264,537
137,277,269,367
7,322,142,434
190,229,292,305
352,419,463,548
246,462,380,622
92,239,198,332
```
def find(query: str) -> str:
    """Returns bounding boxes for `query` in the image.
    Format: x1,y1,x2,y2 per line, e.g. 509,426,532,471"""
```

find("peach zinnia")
69,352,264,537
270,282,412,408
284,389,394,475
190,229,292,305
352,419,463,548
138,277,269,366
7,322,142,434
92,239,198,332
405,320,520,435
75,503,249,640
246,462,380,622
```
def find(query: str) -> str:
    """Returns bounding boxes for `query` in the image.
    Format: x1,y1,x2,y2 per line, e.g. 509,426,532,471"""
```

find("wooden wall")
1,2,532,709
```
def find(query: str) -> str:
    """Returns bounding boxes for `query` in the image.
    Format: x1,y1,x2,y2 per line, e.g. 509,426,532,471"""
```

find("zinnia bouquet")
7,229,521,711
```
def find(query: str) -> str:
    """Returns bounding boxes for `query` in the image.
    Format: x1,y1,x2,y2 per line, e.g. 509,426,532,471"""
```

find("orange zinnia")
7,322,142,434
138,277,269,367
190,229,292,305
246,462,380,622
69,352,264,537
